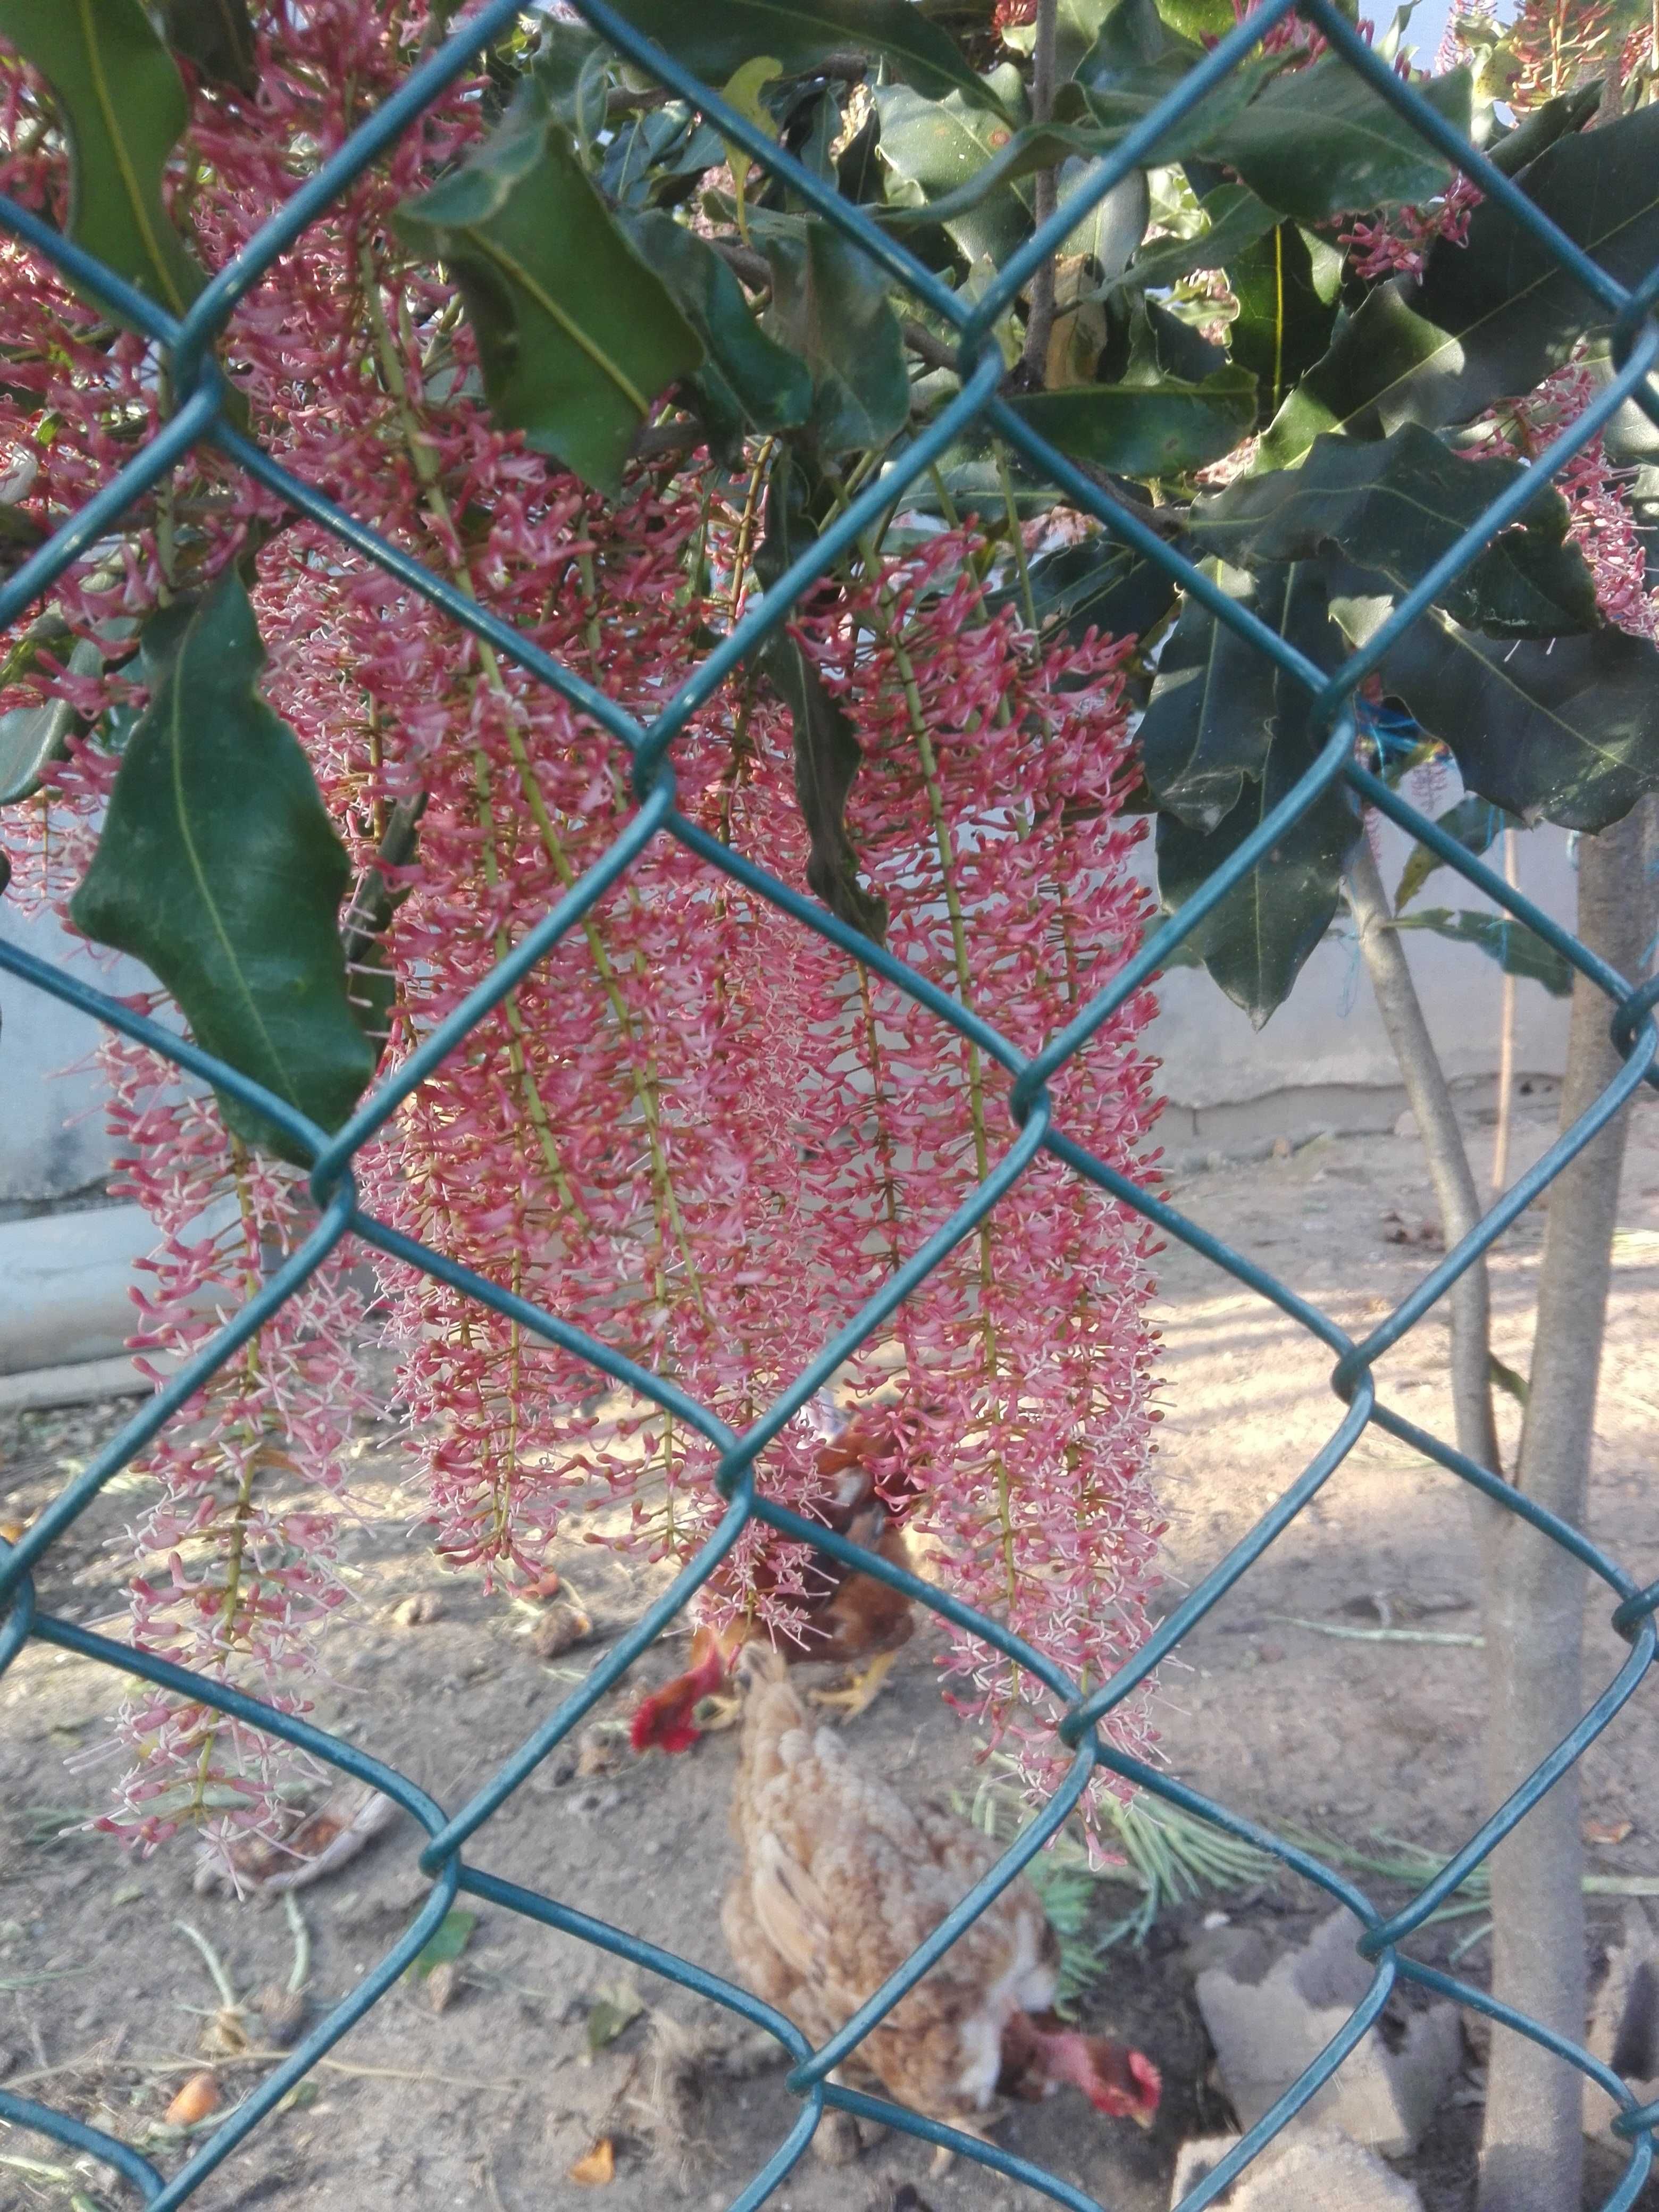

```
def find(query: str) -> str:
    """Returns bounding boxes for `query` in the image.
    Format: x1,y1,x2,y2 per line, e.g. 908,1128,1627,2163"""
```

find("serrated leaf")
1191,424,1600,638
1156,707,1362,1023
1329,565,1659,831
623,213,812,435
1263,103,1659,468
876,78,1034,268
601,0,1002,111
158,0,258,95
406,1908,477,1982
1008,365,1256,478
760,222,909,453
394,106,702,498
1394,905,1574,995
68,574,376,1162
0,0,205,319
1140,564,1328,827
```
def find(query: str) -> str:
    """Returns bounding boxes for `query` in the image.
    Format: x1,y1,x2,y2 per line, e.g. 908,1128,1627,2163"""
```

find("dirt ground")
2,1083,1658,2212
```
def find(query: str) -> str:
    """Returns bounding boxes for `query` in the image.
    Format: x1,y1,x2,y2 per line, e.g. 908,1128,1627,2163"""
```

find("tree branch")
1477,795,1659,2212
1346,832,1503,1473
1021,0,1061,379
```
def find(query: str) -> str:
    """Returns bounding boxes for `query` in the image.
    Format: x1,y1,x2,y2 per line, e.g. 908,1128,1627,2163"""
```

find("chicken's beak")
1130,2104,1158,2131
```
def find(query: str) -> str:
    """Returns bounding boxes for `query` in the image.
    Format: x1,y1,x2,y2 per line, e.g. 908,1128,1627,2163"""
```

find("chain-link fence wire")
3,2,1659,2205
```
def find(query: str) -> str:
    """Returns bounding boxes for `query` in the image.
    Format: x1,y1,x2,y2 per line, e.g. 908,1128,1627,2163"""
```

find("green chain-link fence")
2,3,1658,2205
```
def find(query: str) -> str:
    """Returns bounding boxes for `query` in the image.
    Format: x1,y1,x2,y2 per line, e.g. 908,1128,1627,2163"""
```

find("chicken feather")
722,1655,1161,2141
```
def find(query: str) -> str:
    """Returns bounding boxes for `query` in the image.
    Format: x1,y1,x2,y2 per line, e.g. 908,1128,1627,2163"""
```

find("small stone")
1271,1136,1292,1160
529,1599,592,1661
391,1591,443,1628
575,1725,622,1779
1196,1908,1460,2157
253,1983,308,2049
1393,1109,1419,1139
426,1959,461,2014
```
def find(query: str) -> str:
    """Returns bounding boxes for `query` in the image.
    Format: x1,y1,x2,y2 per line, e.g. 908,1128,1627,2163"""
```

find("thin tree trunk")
1345,839,1502,1475
1492,828,1521,1195
1477,799,1658,2212
1021,0,1060,378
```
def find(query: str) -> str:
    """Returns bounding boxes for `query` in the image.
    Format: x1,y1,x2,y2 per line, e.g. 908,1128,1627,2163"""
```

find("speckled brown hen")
720,1652,1161,2164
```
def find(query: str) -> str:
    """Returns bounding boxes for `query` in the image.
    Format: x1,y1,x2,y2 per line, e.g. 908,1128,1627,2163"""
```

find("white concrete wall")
0,898,146,1205
1143,808,1576,1132
0,798,1578,1203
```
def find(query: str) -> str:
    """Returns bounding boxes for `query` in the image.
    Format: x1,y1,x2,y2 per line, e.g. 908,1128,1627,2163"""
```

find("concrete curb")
0,1202,158,1378
0,1353,152,1413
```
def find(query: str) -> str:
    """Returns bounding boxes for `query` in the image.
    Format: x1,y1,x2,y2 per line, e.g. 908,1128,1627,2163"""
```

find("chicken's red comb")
630,1673,704,1754
629,1638,732,1754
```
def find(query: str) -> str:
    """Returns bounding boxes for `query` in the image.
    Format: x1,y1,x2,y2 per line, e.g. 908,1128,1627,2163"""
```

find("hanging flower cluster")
1339,171,1482,282
0,0,1168,1848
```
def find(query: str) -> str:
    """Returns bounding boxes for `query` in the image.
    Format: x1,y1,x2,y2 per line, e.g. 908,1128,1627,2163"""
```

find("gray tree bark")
1477,798,1658,2212
1345,839,1502,1476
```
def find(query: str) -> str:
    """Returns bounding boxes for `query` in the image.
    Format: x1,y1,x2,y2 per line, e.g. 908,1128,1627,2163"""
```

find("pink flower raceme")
0,1,1164,1848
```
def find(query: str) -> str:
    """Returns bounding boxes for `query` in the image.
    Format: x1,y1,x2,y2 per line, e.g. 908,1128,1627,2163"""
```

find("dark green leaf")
0,0,205,319
876,78,1033,267
68,574,377,1161
1155,697,1362,1025
1264,104,1659,466
1140,562,1335,827
624,213,812,434
0,635,100,805
1393,904,1574,995
395,109,702,498
1071,12,1274,169
1008,365,1256,478
1128,295,1227,386
601,104,726,210
874,114,1097,234
158,0,257,95
769,632,888,941
993,531,1178,644
1191,423,1601,637
1057,157,1148,276
1484,81,1603,176
1394,791,1520,911
1111,180,1277,295
406,1909,477,1983
751,456,886,939
1211,58,1469,227
760,223,909,453
1335,567,1659,831
521,18,608,137
601,0,1002,111
1227,221,1341,425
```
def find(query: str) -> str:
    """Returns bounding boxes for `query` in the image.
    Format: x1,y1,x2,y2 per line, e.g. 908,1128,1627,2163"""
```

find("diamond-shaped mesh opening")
2,2,1658,2206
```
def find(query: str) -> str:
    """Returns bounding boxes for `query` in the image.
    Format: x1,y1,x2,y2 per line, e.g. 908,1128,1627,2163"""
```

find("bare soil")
2,1086,1658,2212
